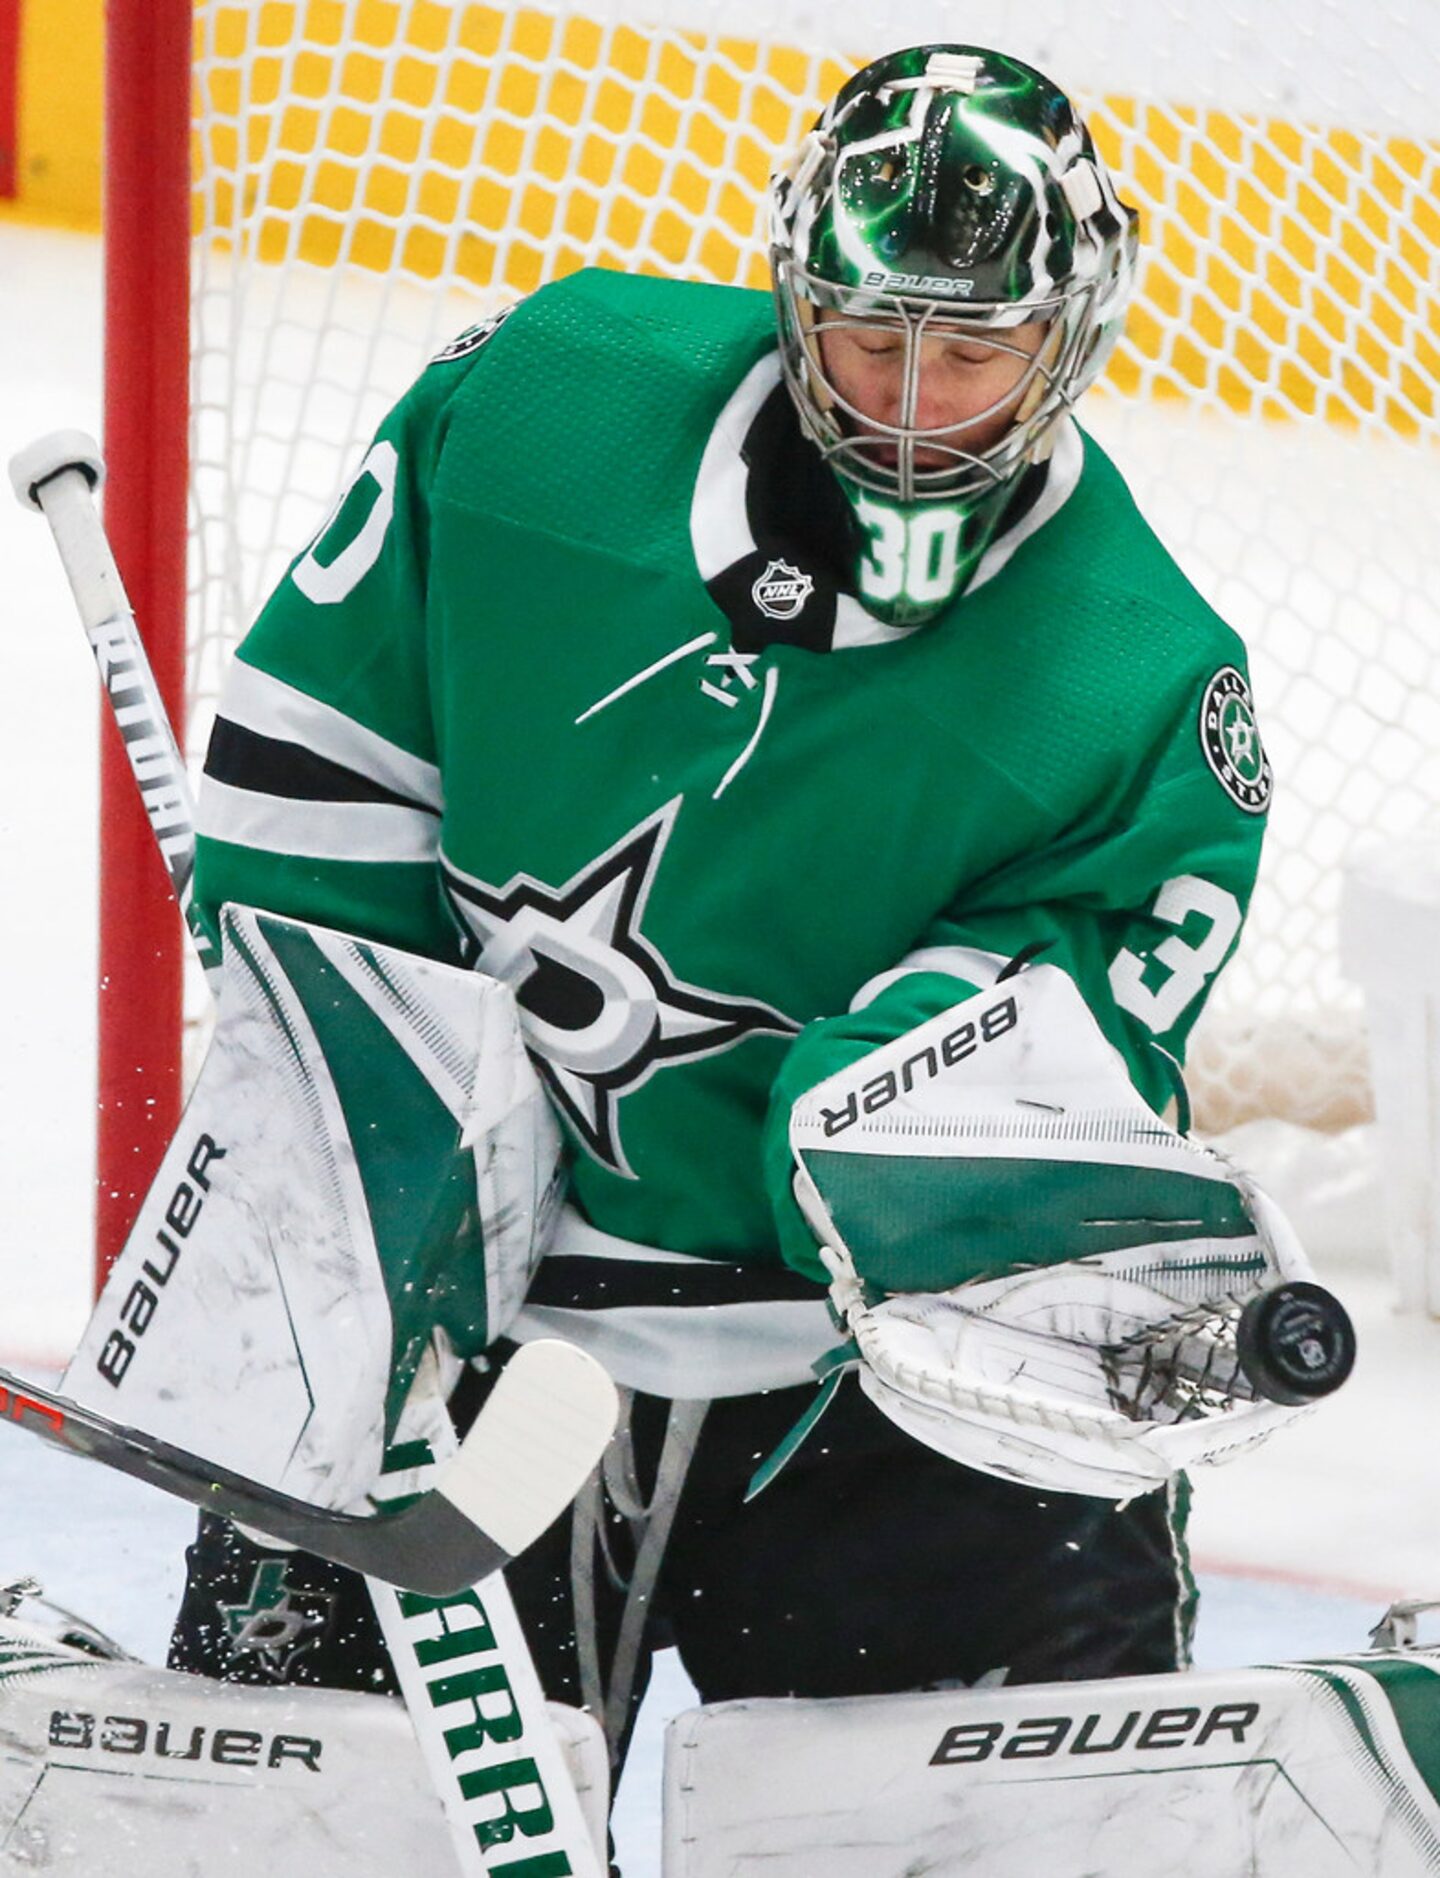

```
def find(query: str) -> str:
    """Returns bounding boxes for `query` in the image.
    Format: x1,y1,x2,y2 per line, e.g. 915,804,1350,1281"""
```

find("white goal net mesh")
187,0,1440,1136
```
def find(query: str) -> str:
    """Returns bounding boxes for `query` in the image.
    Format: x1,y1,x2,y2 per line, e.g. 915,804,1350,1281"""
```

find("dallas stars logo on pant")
442,799,797,1175
217,1559,337,1682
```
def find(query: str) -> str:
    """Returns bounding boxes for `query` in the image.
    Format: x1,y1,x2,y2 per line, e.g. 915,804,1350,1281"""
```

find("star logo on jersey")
441,800,798,1176
1199,665,1271,814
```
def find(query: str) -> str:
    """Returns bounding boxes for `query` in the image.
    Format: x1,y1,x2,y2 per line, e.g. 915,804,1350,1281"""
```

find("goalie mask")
768,45,1138,626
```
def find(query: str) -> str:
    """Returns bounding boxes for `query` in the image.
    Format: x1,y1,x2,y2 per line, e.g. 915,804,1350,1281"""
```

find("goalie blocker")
788,964,1353,1501
0,902,621,1596
0,902,619,1597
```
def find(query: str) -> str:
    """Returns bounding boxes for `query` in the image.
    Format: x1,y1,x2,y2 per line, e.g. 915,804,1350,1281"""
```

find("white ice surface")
2,221,1438,1876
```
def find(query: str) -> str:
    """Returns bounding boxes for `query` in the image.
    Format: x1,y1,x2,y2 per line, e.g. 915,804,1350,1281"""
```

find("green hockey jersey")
195,268,1269,1388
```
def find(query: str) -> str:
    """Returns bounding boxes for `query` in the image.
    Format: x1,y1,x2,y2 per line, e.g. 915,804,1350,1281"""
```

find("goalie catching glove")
788,965,1347,1502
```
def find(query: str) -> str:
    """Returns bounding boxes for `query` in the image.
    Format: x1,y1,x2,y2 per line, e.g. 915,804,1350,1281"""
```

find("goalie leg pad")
0,1610,606,1876
663,1649,1440,1876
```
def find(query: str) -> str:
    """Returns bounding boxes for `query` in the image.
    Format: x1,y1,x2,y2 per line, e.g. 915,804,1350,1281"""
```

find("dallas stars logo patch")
442,800,798,1176
1199,666,1272,814
217,1559,335,1683
429,303,516,363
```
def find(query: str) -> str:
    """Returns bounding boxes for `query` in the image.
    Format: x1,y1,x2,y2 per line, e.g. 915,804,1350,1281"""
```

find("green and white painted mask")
769,44,1138,626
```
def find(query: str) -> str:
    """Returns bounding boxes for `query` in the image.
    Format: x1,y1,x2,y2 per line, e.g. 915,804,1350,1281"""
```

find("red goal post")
100,0,1440,1285
99,0,192,1282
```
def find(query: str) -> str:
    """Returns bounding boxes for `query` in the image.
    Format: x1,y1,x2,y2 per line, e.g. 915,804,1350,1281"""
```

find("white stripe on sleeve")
197,776,440,865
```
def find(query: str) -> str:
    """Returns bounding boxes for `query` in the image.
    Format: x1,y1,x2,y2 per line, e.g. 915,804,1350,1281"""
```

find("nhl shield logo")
752,559,814,622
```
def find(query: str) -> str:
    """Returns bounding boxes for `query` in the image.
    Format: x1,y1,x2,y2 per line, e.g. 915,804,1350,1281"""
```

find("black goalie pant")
168,1361,1193,1755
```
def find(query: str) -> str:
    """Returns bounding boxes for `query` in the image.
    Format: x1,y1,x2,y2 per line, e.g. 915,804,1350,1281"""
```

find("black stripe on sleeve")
204,717,438,815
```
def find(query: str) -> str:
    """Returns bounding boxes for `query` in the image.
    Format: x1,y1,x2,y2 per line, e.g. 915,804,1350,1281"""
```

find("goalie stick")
12,430,613,1875
10,431,220,983
0,1337,611,1597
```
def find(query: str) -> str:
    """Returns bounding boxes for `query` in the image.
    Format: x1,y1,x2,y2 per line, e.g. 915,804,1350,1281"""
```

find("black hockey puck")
1236,1281,1356,1405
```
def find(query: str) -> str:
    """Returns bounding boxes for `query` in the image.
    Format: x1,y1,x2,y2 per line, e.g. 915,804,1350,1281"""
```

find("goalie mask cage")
101,0,1440,1279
